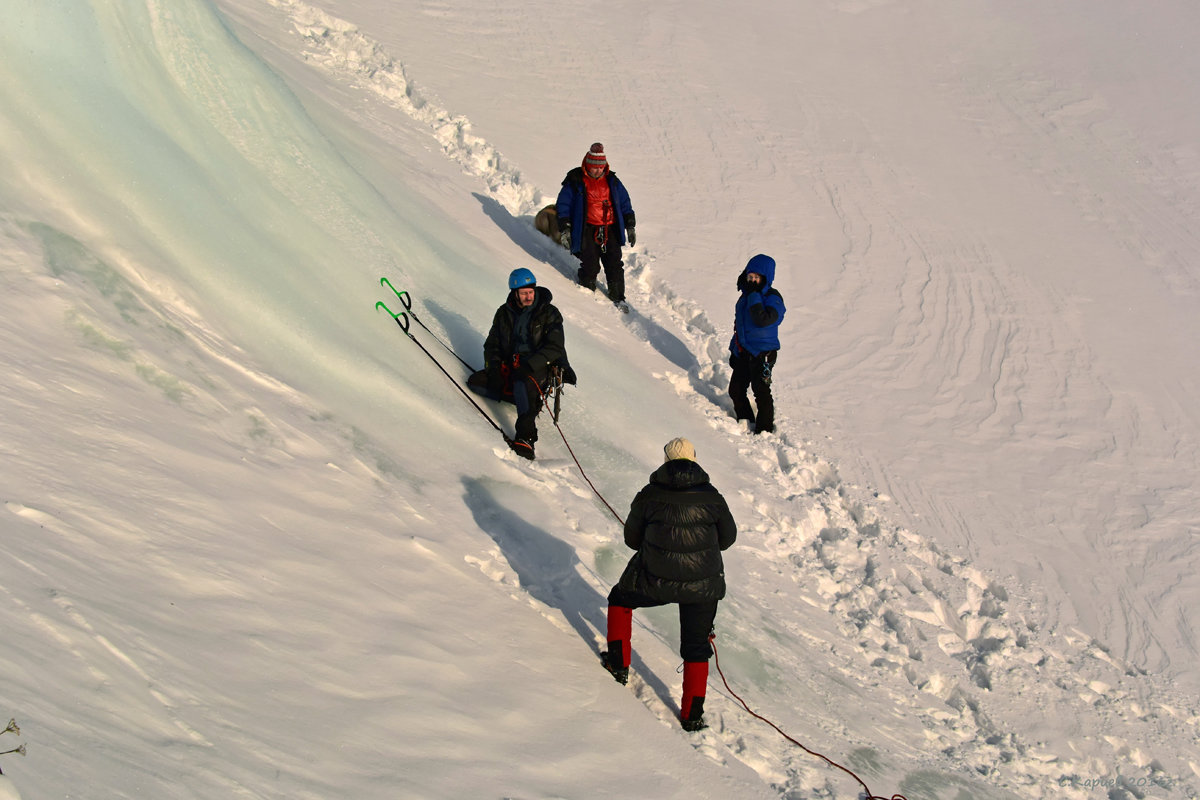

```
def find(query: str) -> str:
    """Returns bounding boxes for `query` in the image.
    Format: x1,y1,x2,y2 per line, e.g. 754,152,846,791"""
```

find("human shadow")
622,307,699,373
473,192,576,282
463,475,606,645
473,193,700,375
461,476,676,709
416,298,483,374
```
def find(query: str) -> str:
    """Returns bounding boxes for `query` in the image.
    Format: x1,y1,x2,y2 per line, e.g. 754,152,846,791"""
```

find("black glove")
627,226,636,247
558,224,572,249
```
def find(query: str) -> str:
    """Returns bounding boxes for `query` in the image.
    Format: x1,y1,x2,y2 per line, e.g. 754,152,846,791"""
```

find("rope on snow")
710,634,909,800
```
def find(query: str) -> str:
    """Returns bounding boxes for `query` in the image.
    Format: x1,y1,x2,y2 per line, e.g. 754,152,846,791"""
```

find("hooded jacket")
484,286,567,380
617,459,737,604
555,166,636,254
729,254,786,357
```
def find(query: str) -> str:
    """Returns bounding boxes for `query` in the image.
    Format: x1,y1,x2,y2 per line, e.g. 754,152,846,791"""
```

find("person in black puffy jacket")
601,437,737,732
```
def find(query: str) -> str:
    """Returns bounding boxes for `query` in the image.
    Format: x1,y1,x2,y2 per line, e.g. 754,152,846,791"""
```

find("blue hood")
730,253,785,356
741,253,776,285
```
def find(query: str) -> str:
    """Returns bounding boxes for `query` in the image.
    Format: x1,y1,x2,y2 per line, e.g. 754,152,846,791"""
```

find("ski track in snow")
235,3,1198,797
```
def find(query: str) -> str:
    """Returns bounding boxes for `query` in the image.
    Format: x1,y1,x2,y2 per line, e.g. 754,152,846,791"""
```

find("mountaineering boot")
605,269,625,306
680,661,709,732
600,647,629,685
602,605,633,684
681,697,706,732
613,300,631,314
509,437,535,460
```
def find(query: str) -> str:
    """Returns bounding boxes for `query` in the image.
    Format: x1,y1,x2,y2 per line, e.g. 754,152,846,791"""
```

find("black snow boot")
600,649,629,685
509,437,535,460
680,696,706,732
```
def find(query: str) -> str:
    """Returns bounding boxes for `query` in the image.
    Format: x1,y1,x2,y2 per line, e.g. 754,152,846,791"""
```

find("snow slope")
1,1,1197,798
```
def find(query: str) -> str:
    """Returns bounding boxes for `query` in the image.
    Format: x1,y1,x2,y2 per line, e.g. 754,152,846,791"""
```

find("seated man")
468,268,571,459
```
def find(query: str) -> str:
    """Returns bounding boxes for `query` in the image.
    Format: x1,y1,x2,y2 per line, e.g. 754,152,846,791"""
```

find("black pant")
607,585,718,662
577,223,625,301
729,349,777,433
467,369,542,441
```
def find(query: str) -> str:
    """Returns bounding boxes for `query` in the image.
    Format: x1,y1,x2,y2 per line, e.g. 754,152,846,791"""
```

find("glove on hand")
558,225,572,250
627,226,636,247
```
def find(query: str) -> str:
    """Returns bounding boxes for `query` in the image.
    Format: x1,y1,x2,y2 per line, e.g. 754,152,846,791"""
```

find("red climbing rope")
552,416,626,526
529,376,626,526
531,380,905,800
710,634,909,800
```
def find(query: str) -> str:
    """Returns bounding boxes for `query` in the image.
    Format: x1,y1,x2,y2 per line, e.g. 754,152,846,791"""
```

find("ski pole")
380,278,479,372
376,301,512,444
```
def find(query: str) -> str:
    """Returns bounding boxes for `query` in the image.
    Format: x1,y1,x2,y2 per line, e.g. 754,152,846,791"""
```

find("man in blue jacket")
729,254,786,434
555,143,636,311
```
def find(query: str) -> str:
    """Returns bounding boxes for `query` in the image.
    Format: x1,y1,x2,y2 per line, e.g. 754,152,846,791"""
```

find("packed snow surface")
1,1,1198,798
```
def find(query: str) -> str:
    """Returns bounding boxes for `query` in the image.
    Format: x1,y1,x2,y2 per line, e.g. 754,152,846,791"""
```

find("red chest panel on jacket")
584,175,613,227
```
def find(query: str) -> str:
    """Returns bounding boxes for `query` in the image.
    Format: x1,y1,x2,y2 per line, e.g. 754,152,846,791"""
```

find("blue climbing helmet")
509,267,537,289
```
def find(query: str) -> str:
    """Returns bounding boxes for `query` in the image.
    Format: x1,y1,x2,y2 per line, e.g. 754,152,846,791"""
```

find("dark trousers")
577,223,625,302
729,349,777,433
467,369,543,441
607,585,718,662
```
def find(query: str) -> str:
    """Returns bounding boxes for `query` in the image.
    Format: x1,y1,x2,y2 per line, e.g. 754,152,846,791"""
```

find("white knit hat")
663,437,696,462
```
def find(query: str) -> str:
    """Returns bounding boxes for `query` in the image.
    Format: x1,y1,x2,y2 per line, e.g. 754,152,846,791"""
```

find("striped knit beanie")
584,142,607,170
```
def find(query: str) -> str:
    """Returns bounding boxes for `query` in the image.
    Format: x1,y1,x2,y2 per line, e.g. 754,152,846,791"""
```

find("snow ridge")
260,4,1198,798
266,0,543,217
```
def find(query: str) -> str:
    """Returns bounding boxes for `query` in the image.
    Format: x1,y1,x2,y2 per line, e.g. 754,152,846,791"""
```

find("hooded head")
583,142,608,176
663,437,696,462
742,254,776,285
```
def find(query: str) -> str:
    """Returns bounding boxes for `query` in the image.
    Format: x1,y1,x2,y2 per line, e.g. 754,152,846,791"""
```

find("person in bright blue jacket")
555,143,636,309
728,254,786,434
